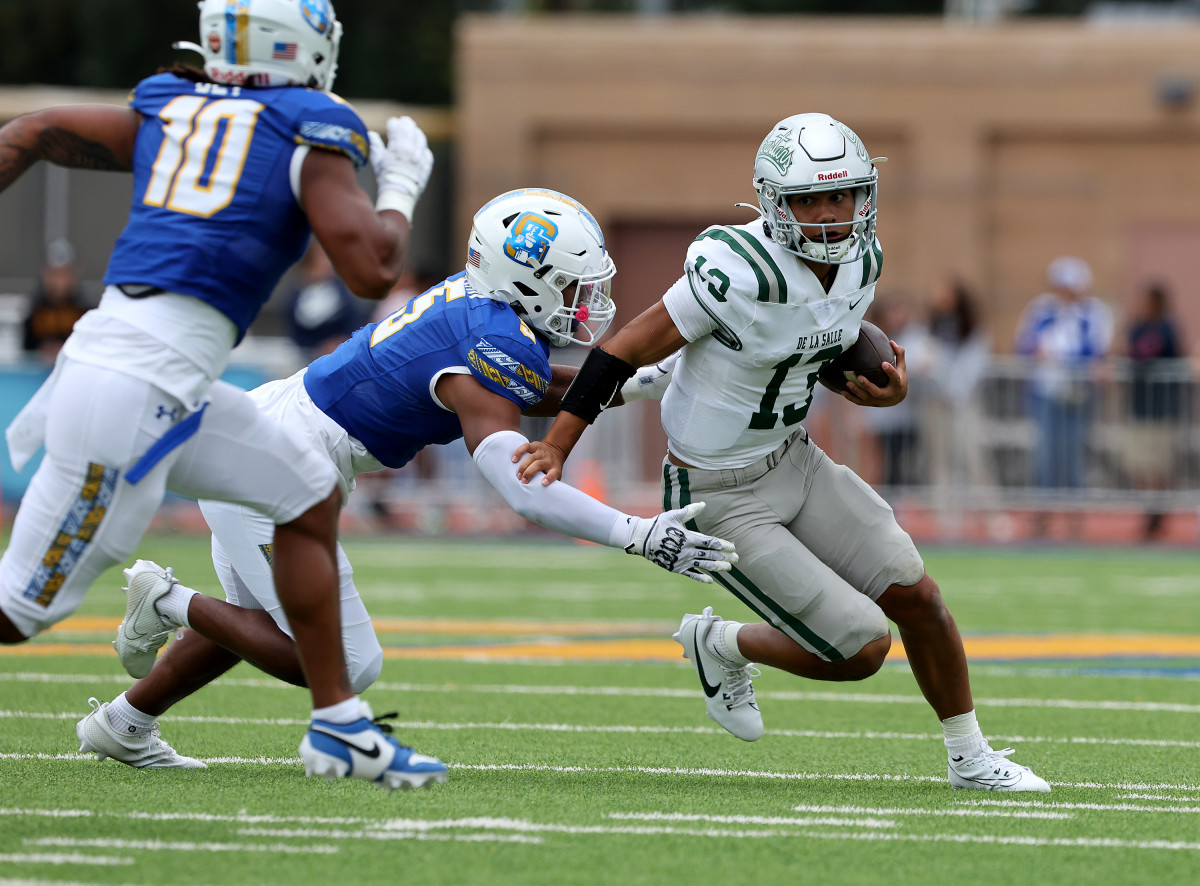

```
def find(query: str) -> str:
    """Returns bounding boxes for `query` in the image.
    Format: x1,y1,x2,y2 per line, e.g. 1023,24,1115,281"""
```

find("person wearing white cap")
1015,256,1114,500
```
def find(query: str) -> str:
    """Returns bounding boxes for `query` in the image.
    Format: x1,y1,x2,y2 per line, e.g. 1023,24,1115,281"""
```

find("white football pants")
0,359,337,637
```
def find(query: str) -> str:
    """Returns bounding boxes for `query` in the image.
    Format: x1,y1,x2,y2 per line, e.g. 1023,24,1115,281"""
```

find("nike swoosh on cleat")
951,755,964,762
310,727,382,758
690,634,723,699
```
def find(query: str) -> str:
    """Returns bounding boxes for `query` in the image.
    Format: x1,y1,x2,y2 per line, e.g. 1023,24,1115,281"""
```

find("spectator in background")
22,239,87,364
284,241,371,361
1123,282,1187,540
1015,256,1113,533
925,277,993,535
863,297,929,490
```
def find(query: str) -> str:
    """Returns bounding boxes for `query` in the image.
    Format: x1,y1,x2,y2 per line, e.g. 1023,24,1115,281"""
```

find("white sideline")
3,671,1200,714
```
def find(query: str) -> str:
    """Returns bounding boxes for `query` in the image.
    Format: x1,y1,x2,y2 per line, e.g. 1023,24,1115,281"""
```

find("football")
817,320,897,393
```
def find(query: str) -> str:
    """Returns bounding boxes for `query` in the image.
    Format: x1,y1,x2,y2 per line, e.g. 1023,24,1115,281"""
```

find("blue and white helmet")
752,113,879,265
176,0,343,91
465,189,617,348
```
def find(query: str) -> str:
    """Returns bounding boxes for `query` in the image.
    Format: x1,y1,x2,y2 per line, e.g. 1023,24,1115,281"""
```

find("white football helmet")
465,188,617,348
175,0,343,91
752,113,879,264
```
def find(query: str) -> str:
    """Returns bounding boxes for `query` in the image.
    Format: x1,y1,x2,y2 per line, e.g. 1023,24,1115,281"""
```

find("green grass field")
2,534,1199,886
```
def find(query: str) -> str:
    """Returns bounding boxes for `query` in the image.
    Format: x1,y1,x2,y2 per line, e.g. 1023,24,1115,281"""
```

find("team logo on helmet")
503,213,558,268
838,123,870,163
300,0,332,35
756,130,795,176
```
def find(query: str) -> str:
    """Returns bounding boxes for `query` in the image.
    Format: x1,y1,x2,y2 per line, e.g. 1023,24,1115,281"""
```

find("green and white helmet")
752,113,879,265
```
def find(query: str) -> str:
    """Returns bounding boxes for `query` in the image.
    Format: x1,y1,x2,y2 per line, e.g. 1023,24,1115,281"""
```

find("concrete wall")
456,15,1200,352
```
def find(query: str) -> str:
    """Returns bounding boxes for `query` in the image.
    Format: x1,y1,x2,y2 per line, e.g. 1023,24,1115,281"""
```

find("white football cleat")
948,743,1050,792
300,704,447,791
674,606,763,741
76,697,206,770
112,559,178,679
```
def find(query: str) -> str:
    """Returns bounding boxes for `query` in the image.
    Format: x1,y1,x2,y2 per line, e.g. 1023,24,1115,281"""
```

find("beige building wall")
457,15,1200,352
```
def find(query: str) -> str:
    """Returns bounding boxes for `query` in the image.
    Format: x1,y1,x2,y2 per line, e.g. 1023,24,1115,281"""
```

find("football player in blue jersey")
72,187,738,773
0,0,449,789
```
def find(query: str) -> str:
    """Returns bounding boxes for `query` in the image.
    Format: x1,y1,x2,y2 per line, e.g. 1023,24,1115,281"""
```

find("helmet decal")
300,0,333,35
503,213,559,269
838,122,870,163
226,0,251,66
756,130,795,177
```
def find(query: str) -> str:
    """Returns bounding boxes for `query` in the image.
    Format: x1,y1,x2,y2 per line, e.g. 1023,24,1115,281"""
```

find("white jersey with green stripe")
660,220,883,470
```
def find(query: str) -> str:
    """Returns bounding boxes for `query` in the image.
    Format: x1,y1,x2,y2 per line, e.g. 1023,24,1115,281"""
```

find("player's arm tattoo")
0,122,131,191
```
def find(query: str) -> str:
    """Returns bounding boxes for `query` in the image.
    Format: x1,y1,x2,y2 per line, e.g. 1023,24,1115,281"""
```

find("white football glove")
619,350,679,404
622,502,737,583
368,116,433,222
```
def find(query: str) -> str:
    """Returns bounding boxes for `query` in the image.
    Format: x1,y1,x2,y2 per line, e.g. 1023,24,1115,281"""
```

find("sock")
105,692,156,735
312,696,364,725
941,710,985,759
154,584,198,629
710,621,750,668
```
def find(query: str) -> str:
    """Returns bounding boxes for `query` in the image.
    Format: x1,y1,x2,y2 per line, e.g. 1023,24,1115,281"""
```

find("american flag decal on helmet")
467,247,482,268
272,42,298,60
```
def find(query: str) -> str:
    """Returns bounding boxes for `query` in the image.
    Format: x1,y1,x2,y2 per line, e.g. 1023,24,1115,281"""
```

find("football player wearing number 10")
0,0,448,788
517,113,1049,792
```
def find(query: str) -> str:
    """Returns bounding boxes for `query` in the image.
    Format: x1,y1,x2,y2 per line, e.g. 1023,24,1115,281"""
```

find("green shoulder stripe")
686,267,743,351
697,228,788,305
858,239,884,289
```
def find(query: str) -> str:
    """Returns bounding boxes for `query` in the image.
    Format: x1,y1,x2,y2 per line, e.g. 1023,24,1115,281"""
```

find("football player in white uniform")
516,113,1049,792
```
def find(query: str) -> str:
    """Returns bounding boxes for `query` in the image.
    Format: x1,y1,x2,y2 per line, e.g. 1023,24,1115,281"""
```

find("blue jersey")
304,273,552,469
104,72,369,340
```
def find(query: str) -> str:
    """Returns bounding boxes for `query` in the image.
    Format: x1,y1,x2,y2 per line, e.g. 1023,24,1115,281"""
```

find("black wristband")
560,347,637,424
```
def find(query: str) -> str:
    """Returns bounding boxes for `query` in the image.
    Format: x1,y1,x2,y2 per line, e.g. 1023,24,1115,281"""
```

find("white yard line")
0,855,132,867
8,708,1200,753
23,838,336,855
953,798,1200,814
3,670,1200,715
2,755,1199,793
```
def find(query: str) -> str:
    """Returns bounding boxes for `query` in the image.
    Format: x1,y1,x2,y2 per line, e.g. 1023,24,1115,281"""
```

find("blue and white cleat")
299,704,447,791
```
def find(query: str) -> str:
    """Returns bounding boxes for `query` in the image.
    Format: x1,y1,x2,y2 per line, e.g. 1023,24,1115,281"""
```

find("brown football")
817,320,897,393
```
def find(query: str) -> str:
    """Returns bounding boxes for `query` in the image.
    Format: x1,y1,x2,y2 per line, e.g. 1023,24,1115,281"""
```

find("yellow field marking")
4,618,1200,663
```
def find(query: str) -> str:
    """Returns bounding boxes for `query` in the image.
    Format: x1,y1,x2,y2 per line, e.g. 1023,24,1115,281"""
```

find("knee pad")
350,647,383,694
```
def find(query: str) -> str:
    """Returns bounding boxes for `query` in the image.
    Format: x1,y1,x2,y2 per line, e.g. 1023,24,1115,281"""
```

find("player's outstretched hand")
844,340,908,407
623,502,737,583
617,350,679,405
513,439,567,485
368,116,434,218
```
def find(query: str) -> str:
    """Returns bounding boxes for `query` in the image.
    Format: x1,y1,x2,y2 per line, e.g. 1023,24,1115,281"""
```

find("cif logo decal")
503,213,558,268
300,0,332,35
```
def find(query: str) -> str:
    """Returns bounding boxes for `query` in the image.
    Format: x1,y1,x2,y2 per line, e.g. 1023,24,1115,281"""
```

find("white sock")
942,710,985,758
312,696,364,725
154,585,198,629
710,621,750,668
105,692,156,735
